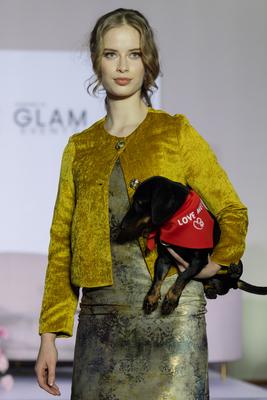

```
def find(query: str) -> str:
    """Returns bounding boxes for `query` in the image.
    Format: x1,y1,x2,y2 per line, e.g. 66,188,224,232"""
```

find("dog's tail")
237,280,267,295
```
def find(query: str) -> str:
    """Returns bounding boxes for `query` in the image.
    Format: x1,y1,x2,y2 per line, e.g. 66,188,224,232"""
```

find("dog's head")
116,176,190,243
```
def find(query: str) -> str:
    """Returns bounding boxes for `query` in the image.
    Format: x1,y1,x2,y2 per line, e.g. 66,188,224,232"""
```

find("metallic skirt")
71,159,209,400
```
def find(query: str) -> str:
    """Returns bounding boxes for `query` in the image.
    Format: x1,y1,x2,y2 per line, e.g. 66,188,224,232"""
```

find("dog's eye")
134,200,143,211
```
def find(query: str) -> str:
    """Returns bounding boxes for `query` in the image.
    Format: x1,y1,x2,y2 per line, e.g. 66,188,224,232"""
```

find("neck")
104,92,149,134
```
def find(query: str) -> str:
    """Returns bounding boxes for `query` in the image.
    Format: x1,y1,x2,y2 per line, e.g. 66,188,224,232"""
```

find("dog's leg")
143,256,172,314
203,281,218,299
161,258,204,315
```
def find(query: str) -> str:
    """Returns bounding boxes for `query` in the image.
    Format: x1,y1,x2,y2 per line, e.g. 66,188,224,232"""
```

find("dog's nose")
129,178,140,189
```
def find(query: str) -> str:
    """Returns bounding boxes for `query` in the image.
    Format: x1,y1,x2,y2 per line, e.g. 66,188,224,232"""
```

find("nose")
116,56,129,72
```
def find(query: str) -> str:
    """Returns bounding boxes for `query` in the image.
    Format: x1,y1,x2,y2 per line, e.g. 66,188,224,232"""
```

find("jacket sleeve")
38,137,79,338
176,115,248,266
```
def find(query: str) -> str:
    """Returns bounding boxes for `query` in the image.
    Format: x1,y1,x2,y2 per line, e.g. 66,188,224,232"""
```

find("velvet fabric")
38,108,248,337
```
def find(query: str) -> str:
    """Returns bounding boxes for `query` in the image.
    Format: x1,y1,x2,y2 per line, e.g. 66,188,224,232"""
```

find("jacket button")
129,178,140,189
115,140,125,150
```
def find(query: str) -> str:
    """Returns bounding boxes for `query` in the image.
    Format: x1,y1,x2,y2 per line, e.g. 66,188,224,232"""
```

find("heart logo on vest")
193,217,205,230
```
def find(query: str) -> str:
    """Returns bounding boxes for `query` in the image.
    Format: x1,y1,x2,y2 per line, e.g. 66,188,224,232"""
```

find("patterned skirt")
71,159,209,400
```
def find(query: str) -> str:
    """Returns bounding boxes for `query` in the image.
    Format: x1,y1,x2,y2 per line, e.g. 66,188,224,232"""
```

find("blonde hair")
87,8,161,108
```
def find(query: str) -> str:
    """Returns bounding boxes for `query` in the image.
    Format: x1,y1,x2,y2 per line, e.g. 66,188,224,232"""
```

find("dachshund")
115,176,267,315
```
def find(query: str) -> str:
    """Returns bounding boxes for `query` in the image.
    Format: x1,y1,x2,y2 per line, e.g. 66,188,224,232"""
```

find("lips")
114,78,131,85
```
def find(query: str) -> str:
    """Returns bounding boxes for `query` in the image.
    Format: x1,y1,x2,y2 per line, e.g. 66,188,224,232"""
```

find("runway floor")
1,369,267,400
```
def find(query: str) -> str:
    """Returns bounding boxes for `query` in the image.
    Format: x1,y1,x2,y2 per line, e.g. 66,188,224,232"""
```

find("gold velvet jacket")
39,108,248,337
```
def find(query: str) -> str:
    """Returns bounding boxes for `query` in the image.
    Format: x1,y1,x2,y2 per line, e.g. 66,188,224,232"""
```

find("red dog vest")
146,190,214,251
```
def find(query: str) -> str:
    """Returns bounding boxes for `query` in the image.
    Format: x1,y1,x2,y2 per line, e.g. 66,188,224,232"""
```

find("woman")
35,8,248,399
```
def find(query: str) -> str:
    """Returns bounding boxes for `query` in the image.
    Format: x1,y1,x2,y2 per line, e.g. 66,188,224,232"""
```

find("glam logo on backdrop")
13,103,88,134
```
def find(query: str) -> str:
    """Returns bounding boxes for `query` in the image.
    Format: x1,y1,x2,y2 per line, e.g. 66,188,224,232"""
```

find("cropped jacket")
39,108,248,337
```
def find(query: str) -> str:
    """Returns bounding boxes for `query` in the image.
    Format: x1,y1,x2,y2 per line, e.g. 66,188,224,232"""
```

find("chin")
107,86,143,100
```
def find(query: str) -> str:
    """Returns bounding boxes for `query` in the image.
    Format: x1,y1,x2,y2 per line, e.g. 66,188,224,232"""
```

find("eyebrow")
103,48,141,51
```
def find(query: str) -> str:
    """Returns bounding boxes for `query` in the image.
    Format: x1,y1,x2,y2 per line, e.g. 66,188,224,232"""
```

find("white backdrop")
0,50,103,253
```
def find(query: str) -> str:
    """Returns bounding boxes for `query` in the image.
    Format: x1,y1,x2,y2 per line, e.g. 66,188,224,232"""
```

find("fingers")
35,344,61,397
48,365,56,387
35,365,61,396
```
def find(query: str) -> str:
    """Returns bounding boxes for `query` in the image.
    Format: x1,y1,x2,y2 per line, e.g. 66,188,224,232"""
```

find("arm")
36,138,78,394
175,115,248,267
38,137,79,338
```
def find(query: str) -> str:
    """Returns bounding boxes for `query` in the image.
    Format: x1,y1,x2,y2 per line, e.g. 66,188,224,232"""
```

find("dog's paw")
204,284,218,299
228,262,243,279
204,288,217,299
161,296,179,315
143,295,159,314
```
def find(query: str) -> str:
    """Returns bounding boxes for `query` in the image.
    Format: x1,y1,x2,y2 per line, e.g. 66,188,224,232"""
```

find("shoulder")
149,107,191,128
150,108,209,149
68,116,106,143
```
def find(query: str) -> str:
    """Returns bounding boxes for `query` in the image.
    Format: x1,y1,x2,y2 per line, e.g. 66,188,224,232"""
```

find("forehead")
102,25,141,49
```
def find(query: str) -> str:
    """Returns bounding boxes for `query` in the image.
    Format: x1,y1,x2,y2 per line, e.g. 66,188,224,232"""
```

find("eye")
129,52,142,59
103,52,117,59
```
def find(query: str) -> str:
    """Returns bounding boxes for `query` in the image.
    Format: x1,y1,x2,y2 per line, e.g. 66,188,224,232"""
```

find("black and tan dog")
115,176,267,315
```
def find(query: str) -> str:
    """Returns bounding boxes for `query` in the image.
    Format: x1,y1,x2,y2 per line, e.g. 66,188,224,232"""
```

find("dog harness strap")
146,190,214,250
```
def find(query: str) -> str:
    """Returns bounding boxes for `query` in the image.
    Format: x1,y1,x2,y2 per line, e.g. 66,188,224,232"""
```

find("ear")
151,182,189,226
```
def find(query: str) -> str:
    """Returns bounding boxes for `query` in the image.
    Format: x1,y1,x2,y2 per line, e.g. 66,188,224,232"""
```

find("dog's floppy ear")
151,182,189,226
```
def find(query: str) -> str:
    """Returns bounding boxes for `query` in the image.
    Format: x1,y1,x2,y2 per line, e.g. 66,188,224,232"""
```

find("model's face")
100,25,145,100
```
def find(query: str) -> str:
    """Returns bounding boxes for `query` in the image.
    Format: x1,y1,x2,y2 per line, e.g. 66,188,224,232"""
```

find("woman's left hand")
166,248,221,279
